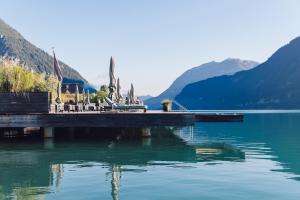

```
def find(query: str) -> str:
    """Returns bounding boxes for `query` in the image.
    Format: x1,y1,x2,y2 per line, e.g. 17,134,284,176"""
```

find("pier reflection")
0,127,245,199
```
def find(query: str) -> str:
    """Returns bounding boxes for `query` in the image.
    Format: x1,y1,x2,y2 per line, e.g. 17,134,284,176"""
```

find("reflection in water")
0,128,244,199
192,114,300,179
195,143,245,161
0,113,300,199
51,164,64,190
110,165,121,200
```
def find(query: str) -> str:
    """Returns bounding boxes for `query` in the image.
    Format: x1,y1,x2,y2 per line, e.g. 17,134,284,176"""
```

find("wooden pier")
0,111,243,139
195,113,243,122
0,111,243,128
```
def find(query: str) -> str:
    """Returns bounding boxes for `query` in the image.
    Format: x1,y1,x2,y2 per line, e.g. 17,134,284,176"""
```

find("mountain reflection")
193,113,300,180
0,127,245,199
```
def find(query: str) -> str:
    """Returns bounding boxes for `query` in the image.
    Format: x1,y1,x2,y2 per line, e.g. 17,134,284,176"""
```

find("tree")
90,84,109,103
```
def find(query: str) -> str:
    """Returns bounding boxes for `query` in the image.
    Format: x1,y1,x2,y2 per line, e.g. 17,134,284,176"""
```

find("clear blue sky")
1,0,300,95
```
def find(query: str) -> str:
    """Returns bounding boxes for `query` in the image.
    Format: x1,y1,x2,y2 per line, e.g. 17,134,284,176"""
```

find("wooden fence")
0,92,52,114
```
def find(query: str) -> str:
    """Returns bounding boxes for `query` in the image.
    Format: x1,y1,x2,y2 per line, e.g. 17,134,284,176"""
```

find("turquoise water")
1,113,300,199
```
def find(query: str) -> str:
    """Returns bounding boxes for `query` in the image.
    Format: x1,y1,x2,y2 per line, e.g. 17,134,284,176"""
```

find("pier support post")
43,127,54,138
141,128,151,137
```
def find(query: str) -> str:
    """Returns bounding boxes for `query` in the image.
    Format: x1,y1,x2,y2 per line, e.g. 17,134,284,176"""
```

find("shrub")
161,99,173,112
90,84,109,103
0,61,58,93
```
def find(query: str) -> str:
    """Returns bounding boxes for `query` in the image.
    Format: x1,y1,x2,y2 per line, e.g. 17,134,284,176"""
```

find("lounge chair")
104,97,147,112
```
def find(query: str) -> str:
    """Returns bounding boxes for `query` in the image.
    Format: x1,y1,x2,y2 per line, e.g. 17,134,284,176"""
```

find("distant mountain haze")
145,58,259,109
0,18,86,82
176,37,300,109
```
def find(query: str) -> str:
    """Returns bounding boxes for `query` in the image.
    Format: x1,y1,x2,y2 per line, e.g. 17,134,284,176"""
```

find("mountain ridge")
175,36,300,109
145,58,259,109
0,18,87,82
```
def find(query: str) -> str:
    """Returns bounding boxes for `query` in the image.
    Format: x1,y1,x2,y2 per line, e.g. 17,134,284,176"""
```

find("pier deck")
0,111,243,128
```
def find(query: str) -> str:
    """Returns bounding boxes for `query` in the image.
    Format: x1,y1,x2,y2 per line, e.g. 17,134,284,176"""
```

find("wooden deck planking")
0,112,196,128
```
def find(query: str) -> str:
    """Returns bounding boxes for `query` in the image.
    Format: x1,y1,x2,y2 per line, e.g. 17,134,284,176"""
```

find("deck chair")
104,97,147,112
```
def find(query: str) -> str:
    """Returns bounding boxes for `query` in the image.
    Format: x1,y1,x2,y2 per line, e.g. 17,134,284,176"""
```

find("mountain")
62,78,97,93
0,18,86,82
145,58,258,109
176,37,300,109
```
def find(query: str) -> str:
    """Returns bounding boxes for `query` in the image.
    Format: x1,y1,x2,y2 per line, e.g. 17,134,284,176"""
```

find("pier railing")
172,100,188,111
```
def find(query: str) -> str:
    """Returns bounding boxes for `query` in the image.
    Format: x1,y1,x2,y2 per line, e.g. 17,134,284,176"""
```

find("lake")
1,112,300,199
